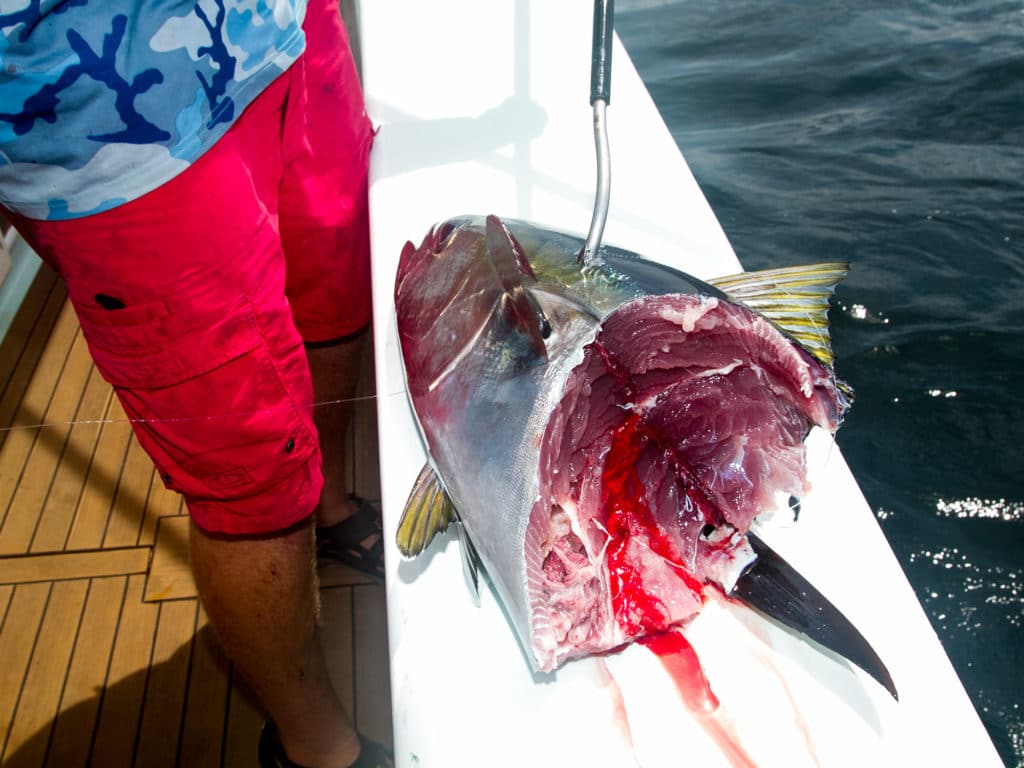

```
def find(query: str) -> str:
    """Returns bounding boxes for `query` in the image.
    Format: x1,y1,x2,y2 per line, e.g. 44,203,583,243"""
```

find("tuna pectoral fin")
729,533,898,700
396,464,455,557
485,215,550,359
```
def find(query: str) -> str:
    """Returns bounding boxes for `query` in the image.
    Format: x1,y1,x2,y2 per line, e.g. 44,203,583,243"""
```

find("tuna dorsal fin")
396,463,455,557
707,262,850,368
485,215,550,359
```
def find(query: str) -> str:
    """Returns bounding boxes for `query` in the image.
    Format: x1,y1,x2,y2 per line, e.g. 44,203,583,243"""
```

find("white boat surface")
358,2,1003,766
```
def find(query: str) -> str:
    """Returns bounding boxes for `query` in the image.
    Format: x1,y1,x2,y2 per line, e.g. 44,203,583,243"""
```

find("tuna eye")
437,221,456,241
434,221,458,253
701,524,716,538
540,317,552,339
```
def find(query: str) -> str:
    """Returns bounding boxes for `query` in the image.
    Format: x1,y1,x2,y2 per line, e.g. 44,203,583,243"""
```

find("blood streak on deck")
642,630,760,768
599,412,759,767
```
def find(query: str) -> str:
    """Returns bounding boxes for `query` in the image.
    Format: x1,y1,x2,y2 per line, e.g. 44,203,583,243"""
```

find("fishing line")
0,393,385,435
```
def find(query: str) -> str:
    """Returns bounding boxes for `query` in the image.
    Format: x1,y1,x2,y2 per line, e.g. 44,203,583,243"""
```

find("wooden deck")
0,265,392,767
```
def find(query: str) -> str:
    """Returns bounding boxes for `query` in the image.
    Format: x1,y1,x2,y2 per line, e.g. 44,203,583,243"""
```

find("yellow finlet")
707,262,850,368
396,463,456,557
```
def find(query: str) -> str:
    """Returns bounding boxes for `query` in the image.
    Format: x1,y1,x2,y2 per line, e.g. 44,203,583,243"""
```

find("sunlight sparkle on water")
913,536,1024,631
936,497,1024,522
842,303,890,324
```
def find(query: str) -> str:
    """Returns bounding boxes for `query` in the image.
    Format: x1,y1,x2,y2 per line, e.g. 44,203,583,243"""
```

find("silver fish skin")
395,214,849,673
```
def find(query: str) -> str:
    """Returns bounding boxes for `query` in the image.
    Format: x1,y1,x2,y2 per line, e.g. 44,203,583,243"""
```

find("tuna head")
395,215,852,674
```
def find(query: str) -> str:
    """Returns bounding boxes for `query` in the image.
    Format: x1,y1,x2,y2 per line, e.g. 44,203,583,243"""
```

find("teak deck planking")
0,265,393,767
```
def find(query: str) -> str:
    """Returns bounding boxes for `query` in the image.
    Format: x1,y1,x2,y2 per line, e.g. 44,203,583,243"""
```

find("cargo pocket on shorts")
73,292,317,507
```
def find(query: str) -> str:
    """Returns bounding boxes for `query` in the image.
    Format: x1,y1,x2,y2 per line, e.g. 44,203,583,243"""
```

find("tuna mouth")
526,293,845,671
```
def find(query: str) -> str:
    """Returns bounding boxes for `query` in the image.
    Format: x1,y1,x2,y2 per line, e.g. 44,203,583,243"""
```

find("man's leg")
189,517,362,768
278,0,375,535
306,330,367,528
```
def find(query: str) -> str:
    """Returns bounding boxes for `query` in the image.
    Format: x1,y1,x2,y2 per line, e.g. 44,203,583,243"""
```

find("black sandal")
316,496,386,581
258,721,395,768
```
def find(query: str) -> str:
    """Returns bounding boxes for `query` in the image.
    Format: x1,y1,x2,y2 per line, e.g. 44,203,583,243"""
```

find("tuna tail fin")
706,263,850,370
396,463,455,557
485,215,551,359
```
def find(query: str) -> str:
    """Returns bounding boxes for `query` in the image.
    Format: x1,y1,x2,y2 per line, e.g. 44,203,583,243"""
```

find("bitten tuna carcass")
394,214,854,675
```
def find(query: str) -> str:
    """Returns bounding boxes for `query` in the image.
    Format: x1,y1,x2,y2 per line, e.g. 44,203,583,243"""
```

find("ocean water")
616,1,1024,764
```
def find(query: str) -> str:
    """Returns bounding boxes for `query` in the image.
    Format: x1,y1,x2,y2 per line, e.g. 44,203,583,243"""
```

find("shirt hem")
1,29,306,222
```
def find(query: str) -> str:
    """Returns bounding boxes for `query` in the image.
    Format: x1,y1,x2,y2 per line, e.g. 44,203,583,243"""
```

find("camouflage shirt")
0,0,307,220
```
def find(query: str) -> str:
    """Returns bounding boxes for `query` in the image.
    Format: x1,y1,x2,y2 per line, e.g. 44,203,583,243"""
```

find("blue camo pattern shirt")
0,0,307,220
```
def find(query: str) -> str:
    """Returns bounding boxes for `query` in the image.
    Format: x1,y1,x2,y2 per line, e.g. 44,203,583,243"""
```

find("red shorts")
7,0,374,535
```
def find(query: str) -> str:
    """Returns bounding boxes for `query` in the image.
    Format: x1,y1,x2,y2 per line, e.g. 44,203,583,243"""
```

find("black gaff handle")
590,0,614,105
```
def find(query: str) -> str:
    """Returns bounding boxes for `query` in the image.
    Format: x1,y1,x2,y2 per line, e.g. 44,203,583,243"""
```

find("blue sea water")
616,1,1024,764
